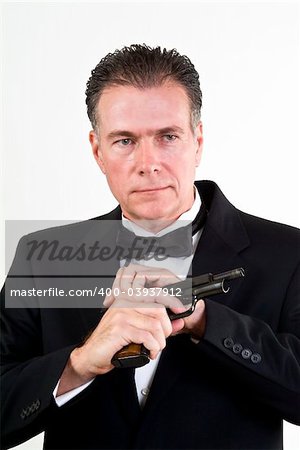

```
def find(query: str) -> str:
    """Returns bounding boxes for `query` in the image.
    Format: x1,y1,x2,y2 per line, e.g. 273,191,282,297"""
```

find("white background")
1,1,299,449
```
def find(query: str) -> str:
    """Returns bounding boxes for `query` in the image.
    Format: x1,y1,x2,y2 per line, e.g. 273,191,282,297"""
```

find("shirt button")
251,353,262,364
223,338,234,349
241,348,252,359
232,343,243,354
141,388,150,397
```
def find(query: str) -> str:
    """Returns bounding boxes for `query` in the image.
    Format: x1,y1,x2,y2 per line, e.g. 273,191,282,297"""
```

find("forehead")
97,82,191,132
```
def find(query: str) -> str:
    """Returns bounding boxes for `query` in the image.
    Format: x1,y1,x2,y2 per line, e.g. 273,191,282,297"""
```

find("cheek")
98,161,106,174
103,159,120,179
173,154,197,175
106,172,127,200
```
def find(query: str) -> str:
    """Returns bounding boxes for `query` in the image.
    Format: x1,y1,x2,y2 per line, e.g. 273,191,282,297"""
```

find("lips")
134,186,169,193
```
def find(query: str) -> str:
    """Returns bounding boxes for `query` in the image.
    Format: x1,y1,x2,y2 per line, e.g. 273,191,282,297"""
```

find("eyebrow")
107,126,185,141
107,130,136,140
154,126,185,136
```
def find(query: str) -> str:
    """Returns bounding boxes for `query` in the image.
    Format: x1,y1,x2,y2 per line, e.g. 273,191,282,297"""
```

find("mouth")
133,187,170,194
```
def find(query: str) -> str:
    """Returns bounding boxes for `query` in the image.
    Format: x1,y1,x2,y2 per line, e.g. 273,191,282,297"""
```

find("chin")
134,207,173,222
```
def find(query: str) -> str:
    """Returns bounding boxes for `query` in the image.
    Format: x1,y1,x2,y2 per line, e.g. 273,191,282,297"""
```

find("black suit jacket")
1,181,300,449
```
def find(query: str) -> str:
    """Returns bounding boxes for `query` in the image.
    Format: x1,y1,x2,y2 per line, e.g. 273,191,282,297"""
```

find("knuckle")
165,321,173,336
149,317,161,331
136,329,151,343
156,306,167,318
112,309,123,321
110,309,129,326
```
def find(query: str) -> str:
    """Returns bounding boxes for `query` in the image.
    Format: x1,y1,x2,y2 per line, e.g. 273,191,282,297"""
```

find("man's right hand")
56,264,187,396
76,299,173,373
56,299,174,396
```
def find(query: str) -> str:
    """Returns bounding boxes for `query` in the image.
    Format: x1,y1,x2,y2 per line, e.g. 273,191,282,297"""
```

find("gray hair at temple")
85,44,202,132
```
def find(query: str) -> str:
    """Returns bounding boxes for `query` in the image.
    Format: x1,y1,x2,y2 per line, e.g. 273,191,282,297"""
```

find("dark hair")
85,44,202,131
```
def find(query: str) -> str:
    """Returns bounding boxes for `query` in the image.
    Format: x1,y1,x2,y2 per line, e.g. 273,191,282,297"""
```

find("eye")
117,138,133,146
163,134,177,142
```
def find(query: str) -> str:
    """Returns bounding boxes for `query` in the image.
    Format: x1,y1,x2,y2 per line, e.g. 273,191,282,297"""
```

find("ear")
89,130,106,174
194,121,203,167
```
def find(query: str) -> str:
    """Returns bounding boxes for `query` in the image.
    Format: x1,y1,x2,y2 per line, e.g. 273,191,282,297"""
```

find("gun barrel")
164,267,245,295
212,267,245,282
193,280,229,298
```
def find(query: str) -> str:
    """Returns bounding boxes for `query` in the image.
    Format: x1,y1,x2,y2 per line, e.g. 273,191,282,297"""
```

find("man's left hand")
103,263,206,339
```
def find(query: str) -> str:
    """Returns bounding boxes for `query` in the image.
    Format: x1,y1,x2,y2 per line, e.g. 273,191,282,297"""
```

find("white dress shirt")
54,188,202,407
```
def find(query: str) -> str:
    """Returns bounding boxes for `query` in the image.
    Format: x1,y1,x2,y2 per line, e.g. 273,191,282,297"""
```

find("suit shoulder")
18,219,93,244
17,205,121,244
239,210,299,234
238,209,300,251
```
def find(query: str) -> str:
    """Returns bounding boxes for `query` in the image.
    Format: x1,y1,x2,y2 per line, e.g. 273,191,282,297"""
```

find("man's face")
90,82,203,226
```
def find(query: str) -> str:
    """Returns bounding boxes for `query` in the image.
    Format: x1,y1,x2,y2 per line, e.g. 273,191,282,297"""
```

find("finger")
129,328,161,360
103,267,126,307
131,275,158,303
144,270,182,288
171,318,185,335
107,310,166,356
132,272,147,290
122,265,181,288
134,305,173,338
110,300,172,339
154,293,186,310
103,286,118,307
133,314,167,349
118,263,143,293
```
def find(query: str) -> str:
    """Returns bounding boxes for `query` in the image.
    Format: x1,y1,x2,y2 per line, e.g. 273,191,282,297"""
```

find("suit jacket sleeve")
199,261,300,425
0,235,77,448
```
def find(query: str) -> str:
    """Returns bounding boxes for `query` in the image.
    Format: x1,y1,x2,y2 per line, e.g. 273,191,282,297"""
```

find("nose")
135,139,161,175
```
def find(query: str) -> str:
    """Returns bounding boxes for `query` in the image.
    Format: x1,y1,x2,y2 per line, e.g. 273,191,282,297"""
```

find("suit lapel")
139,181,250,418
191,222,246,308
76,206,122,336
192,181,249,304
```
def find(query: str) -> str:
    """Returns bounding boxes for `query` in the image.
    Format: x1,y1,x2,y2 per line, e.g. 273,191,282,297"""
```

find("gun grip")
111,344,150,368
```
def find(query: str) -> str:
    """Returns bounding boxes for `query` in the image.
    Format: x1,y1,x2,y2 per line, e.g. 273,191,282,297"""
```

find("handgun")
111,267,245,368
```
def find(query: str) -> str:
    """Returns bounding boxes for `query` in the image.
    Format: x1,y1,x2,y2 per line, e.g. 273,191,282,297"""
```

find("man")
1,44,299,450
